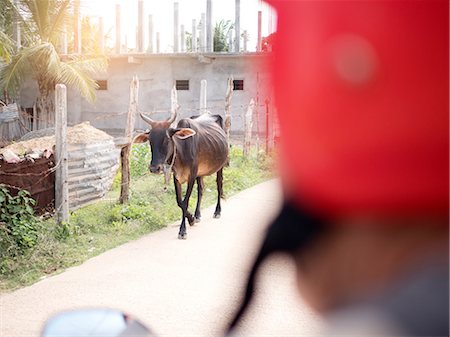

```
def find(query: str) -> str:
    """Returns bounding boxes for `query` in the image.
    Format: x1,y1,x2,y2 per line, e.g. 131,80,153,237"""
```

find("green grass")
0,145,273,292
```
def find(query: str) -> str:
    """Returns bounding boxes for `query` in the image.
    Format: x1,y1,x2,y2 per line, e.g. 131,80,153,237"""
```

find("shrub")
130,144,151,178
0,186,39,255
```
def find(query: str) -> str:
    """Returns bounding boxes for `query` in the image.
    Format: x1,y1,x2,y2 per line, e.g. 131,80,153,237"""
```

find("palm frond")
0,45,35,96
22,0,49,41
58,56,107,102
0,42,62,96
65,55,107,75
37,42,61,79
47,0,71,42
0,31,14,63
0,0,32,46
0,0,32,47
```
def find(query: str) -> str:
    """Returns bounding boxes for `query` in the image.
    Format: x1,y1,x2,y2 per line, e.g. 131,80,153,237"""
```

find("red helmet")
268,0,448,218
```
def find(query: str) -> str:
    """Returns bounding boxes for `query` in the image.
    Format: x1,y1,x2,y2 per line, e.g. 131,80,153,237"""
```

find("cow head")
134,112,196,174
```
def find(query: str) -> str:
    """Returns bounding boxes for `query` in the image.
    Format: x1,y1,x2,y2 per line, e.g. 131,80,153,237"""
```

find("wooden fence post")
224,77,233,148
119,75,139,204
243,98,255,156
55,84,69,225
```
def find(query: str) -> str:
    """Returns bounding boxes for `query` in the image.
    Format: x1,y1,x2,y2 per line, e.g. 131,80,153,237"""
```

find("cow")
133,111,229,239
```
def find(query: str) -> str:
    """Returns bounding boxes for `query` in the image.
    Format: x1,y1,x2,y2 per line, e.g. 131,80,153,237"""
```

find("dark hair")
226,201,325,334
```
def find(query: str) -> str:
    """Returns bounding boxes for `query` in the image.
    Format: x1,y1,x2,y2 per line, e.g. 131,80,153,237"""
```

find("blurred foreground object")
228,1,449,336
42,309,153,337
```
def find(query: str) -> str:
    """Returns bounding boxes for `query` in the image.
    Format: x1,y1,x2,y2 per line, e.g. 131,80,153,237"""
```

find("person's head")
227,0,448,333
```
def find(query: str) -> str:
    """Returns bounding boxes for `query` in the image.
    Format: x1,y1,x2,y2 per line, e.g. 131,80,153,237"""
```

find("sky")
81,0,277,52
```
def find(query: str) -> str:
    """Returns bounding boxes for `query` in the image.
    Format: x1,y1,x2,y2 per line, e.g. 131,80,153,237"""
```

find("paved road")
0,180,322,337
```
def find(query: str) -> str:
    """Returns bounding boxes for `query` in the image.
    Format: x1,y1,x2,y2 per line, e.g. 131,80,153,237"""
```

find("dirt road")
0,180,322,337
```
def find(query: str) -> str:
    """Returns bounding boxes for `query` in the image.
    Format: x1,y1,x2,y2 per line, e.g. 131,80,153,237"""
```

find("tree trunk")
35,83,55,130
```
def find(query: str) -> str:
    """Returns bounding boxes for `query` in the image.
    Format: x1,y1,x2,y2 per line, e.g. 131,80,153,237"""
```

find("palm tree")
0,0,107,128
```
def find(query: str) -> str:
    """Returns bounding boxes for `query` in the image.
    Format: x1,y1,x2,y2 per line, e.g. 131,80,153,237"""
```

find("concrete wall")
19,53,275,135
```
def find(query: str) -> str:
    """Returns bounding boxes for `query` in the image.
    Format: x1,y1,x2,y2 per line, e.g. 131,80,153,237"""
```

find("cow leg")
214,168,224,218
194,177,204,223
174,176,196,239
173,178,186,239
174,177,195,221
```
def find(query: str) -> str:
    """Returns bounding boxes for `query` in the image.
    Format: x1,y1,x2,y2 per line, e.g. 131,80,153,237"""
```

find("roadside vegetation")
0,145,273,291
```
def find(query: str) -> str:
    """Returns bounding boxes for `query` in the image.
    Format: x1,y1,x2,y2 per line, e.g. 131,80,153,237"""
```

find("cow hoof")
187,214,195,226
195,217,201,223
213,213,221,219
178,233,187,240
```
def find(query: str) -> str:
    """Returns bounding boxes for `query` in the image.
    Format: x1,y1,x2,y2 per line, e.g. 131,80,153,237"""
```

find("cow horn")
167,110,177,124
140,111,157,127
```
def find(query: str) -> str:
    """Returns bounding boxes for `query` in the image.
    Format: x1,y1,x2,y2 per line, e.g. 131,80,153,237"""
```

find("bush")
0,186,39,255
130,144,152,178
111,144,151,191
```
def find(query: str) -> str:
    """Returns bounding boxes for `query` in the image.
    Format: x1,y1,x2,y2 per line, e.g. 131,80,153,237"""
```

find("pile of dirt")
67,122,113,144
0,122,114,161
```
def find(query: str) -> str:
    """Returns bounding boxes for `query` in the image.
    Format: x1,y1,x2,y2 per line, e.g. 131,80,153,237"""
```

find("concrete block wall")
85,53,273,134
19,53,275,136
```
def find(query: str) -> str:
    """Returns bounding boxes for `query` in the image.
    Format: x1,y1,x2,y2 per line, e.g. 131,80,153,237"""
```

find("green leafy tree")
80,16,107,55
0,0,107,126
185,31,193,52
213,20,233,52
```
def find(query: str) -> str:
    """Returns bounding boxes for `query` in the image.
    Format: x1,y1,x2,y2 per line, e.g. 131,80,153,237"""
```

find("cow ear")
167,128,196,140
133,132,150,143
173,128,196,140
